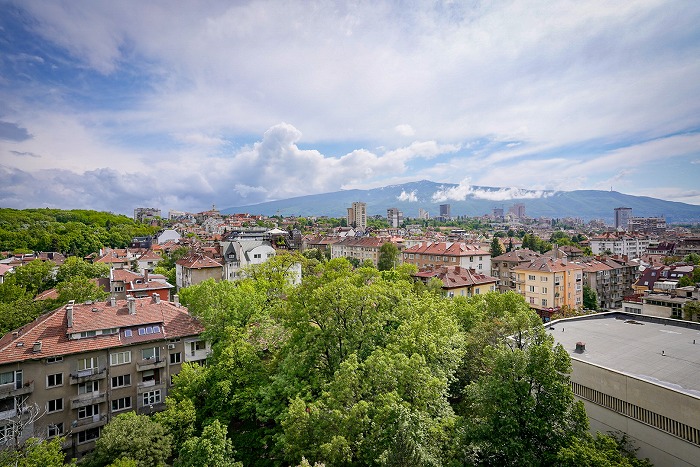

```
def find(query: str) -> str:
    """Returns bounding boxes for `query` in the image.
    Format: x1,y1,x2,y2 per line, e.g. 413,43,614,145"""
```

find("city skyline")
1,1,699,216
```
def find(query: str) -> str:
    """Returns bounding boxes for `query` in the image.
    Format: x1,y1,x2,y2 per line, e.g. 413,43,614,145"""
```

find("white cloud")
431,178,556,202
395,124,415,137
397,190,418,202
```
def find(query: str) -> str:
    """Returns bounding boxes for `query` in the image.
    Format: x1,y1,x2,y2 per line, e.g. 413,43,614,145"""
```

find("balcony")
71,392,107,409
136,357,166,372
0,408,17,421
0,380,33,398
71,414,108,431
70,368,106,385
136,401,166,415
137,381,165,393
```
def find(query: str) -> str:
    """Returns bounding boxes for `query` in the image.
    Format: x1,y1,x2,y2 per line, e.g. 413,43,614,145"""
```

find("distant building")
402,241,491,274
493,207,504,220
490,249,542,293
628,216,666,235
513,256,584,318
133,208,161,223
614,207,632,230
414,265,497,298
589,232,651,259
509,203,526,219
346,202,367,231
330,237,394,267
439,204,451,221
417,208,430,220
387,208,403,228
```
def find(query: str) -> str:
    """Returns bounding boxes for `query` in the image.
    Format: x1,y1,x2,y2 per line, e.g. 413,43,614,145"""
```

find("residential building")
614,207,632,230
175,252,223,289
220,240,276,281
509,203,526,219
548,312,700,466
513,257,584,318
490,249,542,293
633,264,694,293
330,237,393,267
589,232,651,259
386,208,403,228
675,236,700,256
417,208,430,220
493,207,504,220
414,265,497,298
0,296,207,458
402,242,491,274
346,202,367,231
578,256,639,310
133,249,162,273
628,216,666,235
156,229,181,244
133,208,161,223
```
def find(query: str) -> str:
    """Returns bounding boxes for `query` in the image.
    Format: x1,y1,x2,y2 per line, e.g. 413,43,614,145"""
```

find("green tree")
86,412,172,467
377,242,399,271
683,253,700,265
489,237,504,257
464,325,588,466
154,397,197,454
11,259,56,295
557,432,652,466
0,436,75,467
176,420,242,467
683,300,700,321
56,276,109,304
583,285,598,310
56,256,109,283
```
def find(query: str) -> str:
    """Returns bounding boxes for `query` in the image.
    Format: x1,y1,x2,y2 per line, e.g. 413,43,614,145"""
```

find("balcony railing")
70,391,107,409
137,381,165,393
0,381,33,398
136,357,166,372
71,414,107,430
70,368,106,385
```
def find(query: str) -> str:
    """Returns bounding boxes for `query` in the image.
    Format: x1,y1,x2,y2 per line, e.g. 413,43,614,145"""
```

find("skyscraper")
439,204,451,220
347,202,367,231
614,207,632,230
387,207,403,228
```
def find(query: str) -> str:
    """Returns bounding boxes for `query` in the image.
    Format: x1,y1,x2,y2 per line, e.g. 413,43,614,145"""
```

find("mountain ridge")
221,180,700,223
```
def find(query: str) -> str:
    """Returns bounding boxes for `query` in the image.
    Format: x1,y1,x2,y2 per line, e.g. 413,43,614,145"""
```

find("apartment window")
46,373,63,388
142,370,157,384
528,275,536,281
528,285,536,293
46,398,63,413
78,404,99,419
124,329,133,337
111,397,132,412
77,357,98,371
47,422,64,438
79,330,97,338
169,352,181,364
253,254,261,259
78,381,99,395
111,374,131,389
542,287,548,294
0,371,14,385
77,427,100,444
540,276,548,282
142,389,161,406
189,340,206,356
142,347,160,360
542,299,548,307
110,351,131,366
114,286,124,292
0,424,13,443
46,356,63,364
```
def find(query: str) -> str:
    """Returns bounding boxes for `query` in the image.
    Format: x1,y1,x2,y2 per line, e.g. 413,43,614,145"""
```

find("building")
547,312,700,466
402,242,491,274
414,265,497,298
675,236,700,257
628,216,666,235
577,256,639,310
330,237,394,267
589,232,651,259
492,207,504,220
133,208,161,223
175,252,223,289
0,296,208,458
438,204,451,221
346,202,367,231
513,256,584,318
386,208,403,228
417,208,430,220
614,207,632,230
632,264,695,293
490,249,542,293
509,203,526,219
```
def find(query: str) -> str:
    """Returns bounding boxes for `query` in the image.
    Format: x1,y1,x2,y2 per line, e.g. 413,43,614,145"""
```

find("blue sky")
1,0,699,216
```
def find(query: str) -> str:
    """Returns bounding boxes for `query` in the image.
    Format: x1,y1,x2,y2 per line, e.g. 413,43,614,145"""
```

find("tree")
86,412,172,467
10,259,56,295
463,326,588,466
56,256,109,283
377,242,400,271
557,432,652,466
176,420,242,467
683,253,700,265
489,237,504,258
56,276,109,304
683,300,700,322
0,436,75,467
582,285,598,310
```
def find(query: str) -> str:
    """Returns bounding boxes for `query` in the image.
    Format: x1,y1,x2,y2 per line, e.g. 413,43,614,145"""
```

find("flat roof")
547,313,700,398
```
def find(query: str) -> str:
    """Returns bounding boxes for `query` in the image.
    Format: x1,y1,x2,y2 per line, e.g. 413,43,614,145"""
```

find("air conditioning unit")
167,344,176,350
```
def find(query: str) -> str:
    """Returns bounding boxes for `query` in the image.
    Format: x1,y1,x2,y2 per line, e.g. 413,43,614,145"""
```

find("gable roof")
414,265,497,289
403,241,489,256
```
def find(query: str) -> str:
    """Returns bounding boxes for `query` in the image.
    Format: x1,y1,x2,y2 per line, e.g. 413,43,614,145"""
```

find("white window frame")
111,374,131,389
110,351,131,366
46,373,63,388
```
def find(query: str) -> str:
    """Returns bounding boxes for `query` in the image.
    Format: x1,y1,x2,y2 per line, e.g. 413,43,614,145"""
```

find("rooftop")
547,312,700,398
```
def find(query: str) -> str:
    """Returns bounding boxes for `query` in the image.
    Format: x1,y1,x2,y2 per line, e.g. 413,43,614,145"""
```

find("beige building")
490,249,542,293
513,256,583,318
330,237,393,267
402,242,491,274
413,265,497,298
346,202,367,231
548,313,700,466
0,296,207,458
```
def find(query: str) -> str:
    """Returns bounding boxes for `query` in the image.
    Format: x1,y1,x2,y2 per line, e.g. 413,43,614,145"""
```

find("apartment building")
346,202,367,231
589,232,651,259
490,249,542,293
386,208,403,228
413,265,497,297
330,237,393,267
175,252,224,289
0,296,208,458
402,242,491,274
578,256,639,310
513,256,584,318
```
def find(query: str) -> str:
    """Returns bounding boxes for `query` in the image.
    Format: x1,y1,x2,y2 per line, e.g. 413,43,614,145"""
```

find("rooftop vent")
575,342,586,353
33,341,42,352
127,296,136,315
110,296,116,307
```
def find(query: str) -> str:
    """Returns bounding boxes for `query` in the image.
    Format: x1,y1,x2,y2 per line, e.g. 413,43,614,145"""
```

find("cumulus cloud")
397,190,418,202
431,178,555,202
395,124,415,137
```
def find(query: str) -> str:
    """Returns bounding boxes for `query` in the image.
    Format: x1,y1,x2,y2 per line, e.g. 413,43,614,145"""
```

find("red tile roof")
414,265,497,289
0,298,204,365
176,253,223,269
403,241,488,256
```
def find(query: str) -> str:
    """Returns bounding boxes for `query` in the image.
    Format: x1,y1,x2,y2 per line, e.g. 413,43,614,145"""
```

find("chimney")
127,296,136,315
66,305,73,328
152,293,160,304
33,341,42,353
575,342,586,353
173,294,180,307
110,296,116,307
144,269,149,283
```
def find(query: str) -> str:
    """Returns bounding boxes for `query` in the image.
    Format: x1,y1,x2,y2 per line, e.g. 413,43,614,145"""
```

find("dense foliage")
0,208,157,256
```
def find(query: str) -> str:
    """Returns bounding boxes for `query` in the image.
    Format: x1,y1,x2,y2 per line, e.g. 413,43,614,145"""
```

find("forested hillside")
0,208,157,256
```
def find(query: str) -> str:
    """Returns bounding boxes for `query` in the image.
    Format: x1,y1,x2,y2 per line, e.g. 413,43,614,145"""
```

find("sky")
1,0,699,217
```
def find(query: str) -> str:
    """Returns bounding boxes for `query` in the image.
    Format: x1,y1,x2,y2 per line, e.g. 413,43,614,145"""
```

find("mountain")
221,180,700,223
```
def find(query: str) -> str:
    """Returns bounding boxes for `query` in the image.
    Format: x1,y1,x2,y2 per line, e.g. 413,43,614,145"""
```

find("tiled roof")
176,252,223,269
137,249,162,261
514,257,583,273
491,249,541,262
334,237,390,247
112,269,141,282
414,265,497,289
0,297,203,365
403,241,489,256
128,280,173,291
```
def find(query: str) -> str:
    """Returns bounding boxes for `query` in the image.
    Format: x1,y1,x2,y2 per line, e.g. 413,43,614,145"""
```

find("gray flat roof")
547,313,700,398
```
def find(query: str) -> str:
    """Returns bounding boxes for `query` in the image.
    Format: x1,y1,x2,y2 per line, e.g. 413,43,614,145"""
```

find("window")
47,423,63,438
142,347,160,360
142,389,161,406
253,253,261,259
77,427,100,444
78,404,99,419
542,299,548,307
142,369,157,383
124,329,132,337
169,352,181,364
0,371,14,385
528,275,536,281
542,287,548,294
541,276,548,282
46,356,63,364
77,357,98,371
47,373,63,388
111,397,132,412
111,374,131,389
114,286,124,292
79,330,97,338
189,340,206,356
46,398,63,413
110,351,131,366
78,381,99,395
528,285,536,293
